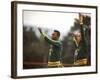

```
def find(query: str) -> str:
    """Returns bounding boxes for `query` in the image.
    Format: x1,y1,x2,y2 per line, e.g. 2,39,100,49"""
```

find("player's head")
51,30,60,40
75,32,81,43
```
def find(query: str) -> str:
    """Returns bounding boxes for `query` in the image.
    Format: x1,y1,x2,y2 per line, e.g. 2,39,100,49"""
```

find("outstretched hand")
79,13,83,25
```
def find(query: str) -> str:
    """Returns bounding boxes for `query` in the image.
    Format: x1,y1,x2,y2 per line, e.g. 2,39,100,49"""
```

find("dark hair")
54,30,60,37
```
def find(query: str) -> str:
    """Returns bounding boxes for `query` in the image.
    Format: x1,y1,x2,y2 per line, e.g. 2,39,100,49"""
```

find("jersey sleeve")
80,24,88,46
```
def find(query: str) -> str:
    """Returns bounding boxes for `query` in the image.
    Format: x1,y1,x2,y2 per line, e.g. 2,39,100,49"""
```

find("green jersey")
41,32,62,62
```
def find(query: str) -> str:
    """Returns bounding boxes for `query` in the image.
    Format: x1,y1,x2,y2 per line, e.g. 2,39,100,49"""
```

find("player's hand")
79,13,83,25
38,28,42,33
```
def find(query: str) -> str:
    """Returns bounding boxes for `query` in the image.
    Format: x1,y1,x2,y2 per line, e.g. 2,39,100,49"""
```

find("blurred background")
23,11,91,69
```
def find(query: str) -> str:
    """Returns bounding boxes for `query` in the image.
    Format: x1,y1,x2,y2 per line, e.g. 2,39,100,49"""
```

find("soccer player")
72,14,89,66
38,28,63,68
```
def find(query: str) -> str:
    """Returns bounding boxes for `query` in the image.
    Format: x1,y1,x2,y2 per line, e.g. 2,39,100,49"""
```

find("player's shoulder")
57,40,62,45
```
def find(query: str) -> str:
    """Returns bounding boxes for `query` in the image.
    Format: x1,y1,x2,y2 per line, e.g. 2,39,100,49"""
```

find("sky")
23,10,79,40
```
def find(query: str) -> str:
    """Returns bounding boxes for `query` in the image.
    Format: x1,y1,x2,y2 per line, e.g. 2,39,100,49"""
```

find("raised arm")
38,28,61,46
79,14,85,42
